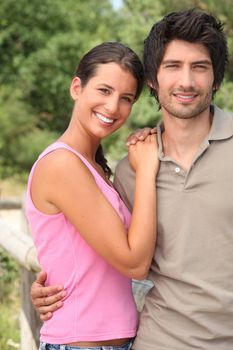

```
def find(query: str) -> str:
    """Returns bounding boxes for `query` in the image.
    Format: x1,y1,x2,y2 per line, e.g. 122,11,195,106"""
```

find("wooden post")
20,195,42,349
0,210,42,349
20,267,42,350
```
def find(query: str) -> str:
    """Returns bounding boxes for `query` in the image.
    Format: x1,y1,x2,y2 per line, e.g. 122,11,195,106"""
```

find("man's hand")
31,271,66,321
126,127,157,146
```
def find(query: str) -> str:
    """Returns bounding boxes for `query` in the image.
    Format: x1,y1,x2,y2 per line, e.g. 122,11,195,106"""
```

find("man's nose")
178,67,195,89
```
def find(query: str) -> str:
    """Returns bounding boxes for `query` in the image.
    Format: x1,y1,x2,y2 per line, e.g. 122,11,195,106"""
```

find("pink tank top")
26,142,138,344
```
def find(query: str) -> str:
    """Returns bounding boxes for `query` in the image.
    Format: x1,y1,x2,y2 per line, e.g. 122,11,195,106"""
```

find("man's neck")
162,108,213,170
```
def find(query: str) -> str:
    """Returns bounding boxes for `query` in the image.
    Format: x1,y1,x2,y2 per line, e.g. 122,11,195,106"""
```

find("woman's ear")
70,77,82,100
147,80,157,90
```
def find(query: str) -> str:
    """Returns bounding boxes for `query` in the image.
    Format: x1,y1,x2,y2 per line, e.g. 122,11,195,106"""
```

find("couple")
27,8,233,350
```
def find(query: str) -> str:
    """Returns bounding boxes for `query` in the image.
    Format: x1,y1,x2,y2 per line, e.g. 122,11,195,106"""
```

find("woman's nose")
104,96,119,114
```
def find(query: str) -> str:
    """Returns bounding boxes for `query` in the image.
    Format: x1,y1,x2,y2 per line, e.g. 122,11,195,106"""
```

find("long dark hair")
75,42,145,178
144,8,228,102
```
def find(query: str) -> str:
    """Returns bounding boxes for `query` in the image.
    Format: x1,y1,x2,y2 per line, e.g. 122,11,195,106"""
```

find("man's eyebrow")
161,59,212,65
161,60,181,65
192,60,212,65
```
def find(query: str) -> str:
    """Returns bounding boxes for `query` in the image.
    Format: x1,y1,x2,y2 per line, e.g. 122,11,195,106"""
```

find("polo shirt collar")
208,105,233,141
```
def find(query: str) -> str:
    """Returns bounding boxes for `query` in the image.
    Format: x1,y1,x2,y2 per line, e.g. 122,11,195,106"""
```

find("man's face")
156,39,215,119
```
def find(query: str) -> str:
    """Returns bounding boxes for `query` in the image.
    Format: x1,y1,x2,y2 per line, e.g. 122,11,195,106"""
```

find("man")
31,8,233,349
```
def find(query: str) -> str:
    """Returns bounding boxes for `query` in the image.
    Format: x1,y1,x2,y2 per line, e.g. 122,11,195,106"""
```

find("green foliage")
0,86,57,178
215,80,233,112
117,0,164,54
0,0,71,84
19,32,83,131
0,247,19,301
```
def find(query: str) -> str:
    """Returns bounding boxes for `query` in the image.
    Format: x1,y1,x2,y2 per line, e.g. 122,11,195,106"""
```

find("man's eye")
194,65,208,70
165,64,178,69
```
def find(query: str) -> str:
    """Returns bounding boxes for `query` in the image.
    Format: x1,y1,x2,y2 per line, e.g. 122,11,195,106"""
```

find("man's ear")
70,77,82,100
213,84,219,93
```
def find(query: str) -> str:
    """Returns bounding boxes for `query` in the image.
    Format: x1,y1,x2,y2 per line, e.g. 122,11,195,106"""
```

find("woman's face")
70,62,138,140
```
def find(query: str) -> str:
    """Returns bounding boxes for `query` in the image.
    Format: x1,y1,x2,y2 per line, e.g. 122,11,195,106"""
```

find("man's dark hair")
144,8,229,102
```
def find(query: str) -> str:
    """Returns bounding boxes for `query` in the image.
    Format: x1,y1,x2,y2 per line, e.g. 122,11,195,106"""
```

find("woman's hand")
126,127,157,146
31,271,66,321
128,133,159,175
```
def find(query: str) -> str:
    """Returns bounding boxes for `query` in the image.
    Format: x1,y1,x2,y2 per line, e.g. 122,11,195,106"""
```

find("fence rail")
0,218,40,272
0,198,42,350
0,197,22,210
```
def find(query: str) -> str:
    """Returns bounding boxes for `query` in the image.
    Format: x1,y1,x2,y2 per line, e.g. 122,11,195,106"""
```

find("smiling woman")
25,42,159,350
70,62,137,140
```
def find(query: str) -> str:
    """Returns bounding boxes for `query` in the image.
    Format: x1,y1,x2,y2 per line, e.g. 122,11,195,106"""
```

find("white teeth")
95,112,114,124
176,95,195,99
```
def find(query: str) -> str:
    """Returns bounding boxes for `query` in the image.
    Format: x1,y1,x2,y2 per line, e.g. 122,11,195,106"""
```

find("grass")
0,301,20,349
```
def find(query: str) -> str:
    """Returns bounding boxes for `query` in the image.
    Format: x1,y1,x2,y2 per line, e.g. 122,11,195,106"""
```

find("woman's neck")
59,122,100,163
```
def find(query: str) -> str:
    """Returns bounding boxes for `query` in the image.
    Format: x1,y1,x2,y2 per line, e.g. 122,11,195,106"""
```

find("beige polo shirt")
114,106,233,350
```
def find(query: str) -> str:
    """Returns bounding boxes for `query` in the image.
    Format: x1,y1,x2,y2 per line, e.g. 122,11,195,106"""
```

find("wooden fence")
0,198,42,350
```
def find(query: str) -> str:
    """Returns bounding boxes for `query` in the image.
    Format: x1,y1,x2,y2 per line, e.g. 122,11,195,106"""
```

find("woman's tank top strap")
38,141,105,182
38,142,90,169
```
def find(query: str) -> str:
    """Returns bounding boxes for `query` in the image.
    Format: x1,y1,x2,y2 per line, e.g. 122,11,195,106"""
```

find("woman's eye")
122,96,133,103
99,88,110,94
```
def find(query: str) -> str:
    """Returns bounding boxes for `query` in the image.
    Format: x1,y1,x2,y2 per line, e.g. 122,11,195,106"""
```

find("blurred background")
0,0,232,348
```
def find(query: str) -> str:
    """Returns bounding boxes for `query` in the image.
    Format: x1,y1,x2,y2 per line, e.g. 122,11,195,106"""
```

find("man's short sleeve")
113,156,136,212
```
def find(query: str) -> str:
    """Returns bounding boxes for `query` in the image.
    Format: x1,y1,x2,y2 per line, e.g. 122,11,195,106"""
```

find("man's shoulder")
115,156,137,183
211,105,233,140
114,156,136,211
115,155,133,177
214,105,233,120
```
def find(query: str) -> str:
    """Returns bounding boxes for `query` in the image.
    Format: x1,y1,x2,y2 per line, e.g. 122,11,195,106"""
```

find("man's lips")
173,92,198,102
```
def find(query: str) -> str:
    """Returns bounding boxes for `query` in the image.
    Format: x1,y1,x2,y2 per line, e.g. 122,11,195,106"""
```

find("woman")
26,42,159,350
